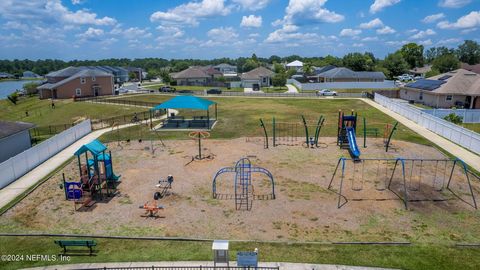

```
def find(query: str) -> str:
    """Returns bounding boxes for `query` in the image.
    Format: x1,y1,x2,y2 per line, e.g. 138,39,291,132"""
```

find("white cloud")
353,43,364,47
207,27,238,40
240,15,262,28
265,23,336,44
340,28,362,37
437,11,480,29
359,18,384,29
150,0,230,26
370,0,401,14
437,38,461,45
123,27,152,39
377,26,396,34
46,1,116,25
386,40,408,46
232,0,270,11
76,27,104,41
281,0,344,25
71,0,85,4
406,28,419,33
410,29,436,39
362,36,379,41
419,39,433,46
461,27,477,34
157,25,185,38
438,0,471,8
249,33,260,38
422,13,445,23
2,21,28,31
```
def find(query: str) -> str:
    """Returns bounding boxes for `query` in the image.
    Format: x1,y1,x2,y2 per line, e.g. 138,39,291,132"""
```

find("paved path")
244,87,264,93
285,84,299,93
362,98,480,172
24,261,397,270
0,118,164,210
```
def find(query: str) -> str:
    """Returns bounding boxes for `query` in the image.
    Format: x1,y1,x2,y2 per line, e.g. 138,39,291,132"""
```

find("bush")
7,92,19,105
444,113,463,124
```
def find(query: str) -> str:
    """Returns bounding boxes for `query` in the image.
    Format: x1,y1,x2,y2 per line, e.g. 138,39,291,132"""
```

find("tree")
159,69,172,84
400,43,424,68
128,72,137,80
272,72,287,87
273,63,286,74
302,62,314,76
457,40,480,65
242,59,259,72
23,82,39,95
383,52,409,78
172,61,189,72
343,53,375,71
432,53,459,73
269,55,281,64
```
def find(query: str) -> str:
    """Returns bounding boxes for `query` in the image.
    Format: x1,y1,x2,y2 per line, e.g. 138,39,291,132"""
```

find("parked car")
414,76,424,80
159,86,176,92
207,88,222,95
397,74,413,81
252,84,260,91
316,89,337,96
178,90,194,94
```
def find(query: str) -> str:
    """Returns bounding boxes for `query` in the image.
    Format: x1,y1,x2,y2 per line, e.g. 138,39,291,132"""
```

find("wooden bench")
54,240,97,255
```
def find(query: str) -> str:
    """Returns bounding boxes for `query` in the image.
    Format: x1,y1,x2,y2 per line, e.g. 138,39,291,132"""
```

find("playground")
2,134,480,243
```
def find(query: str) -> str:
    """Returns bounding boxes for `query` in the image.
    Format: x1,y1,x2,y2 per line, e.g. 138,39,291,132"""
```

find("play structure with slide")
62,140,121,210
337,110,361,160
212,157,275,210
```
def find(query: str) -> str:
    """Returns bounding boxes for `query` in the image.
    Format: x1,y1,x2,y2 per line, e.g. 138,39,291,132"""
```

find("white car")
317,89,337,96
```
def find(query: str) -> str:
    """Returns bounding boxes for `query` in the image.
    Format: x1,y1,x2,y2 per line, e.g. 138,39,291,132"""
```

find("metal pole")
363,117,367,148
273,117,276,147
301,115,309,148
198,132,202,159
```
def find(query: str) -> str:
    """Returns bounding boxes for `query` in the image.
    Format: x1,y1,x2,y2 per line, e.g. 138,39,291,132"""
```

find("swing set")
328,157,478,210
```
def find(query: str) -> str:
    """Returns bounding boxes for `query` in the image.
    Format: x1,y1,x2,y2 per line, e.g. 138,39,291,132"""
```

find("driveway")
244,87,264,93
285,84,299,94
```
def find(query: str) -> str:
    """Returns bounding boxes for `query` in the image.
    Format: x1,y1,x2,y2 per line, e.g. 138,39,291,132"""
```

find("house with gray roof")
315,67,386,82
214,63,237,75
22,71,42,78
0,120,35,163
38,67,114,99
0,72,15,79
240,67,274,88
172,66,223,86
400,69,480,109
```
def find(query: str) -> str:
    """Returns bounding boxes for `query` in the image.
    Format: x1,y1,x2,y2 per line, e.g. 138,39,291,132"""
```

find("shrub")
444,113,463,124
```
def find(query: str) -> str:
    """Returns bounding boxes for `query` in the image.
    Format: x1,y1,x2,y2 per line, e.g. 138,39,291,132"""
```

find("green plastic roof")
152,95,215,111
74,139,107,157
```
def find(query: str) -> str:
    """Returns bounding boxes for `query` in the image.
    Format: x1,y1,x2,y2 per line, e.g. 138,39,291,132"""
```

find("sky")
0,0,479,60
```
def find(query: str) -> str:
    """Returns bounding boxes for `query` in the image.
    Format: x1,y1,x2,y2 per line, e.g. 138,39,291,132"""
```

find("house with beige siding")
38,67,114,99
172,66,223,86
400,69,480,109
240,67,274,88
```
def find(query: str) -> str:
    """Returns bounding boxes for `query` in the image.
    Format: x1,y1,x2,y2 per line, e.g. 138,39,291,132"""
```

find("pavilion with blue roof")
151,95,217,130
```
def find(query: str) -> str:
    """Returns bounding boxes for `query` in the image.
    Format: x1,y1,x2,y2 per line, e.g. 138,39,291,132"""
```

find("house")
306,65,337,81
409,65,432,78
172,66,223,86
400,69,480,109
0,72,14,79
214,63,237,75
95,66,129,84
22,71,41,78
286,60,303,71
126,67,147,82
38,67,114,99
315,67,386,82
240,67,274,88
0,120,35,163
461,63,480,74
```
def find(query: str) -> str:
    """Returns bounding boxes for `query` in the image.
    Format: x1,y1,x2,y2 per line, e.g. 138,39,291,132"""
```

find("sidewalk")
362,98,480,172
24,261,397,270
285,84,299,93
0,119,163,210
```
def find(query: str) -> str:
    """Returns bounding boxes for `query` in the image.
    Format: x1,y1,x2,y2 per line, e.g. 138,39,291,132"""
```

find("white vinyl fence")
287,79,396,90
374,93,480,155
423,109,480,123
0,119,91,189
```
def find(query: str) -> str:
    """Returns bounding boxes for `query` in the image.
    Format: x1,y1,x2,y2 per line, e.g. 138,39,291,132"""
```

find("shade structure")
152,95,216,111
74,139,107,156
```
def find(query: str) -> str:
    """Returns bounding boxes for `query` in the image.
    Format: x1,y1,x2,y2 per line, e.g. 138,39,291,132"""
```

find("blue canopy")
152,95,216,111
74,139,107,157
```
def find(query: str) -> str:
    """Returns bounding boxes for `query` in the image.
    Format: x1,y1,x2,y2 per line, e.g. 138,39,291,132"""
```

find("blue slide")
346,127,361,159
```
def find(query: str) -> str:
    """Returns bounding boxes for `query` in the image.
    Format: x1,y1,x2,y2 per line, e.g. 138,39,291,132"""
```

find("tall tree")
302,62,314,75
383,52,409,78
399,43,424,69
342,53,375,71
432,53,459,73
457,40,480,65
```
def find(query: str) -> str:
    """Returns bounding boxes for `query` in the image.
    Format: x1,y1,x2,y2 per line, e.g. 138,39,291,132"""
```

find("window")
75,88,81,96
419,92,423,100
92,76,96,81
80,77,86,84
262,77,267,83
446,95,453,101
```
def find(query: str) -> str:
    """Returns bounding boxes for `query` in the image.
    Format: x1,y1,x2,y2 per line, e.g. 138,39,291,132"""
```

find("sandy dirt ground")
1,137,480,243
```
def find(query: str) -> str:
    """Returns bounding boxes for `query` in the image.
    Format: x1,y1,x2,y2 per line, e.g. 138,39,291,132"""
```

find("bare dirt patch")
2,137,480,244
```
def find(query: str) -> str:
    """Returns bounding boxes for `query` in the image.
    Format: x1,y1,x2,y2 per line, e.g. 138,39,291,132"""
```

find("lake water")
0,80,42,99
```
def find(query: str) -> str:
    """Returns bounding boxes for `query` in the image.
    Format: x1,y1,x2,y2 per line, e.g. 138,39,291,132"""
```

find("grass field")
0,96,145,126
462,123,480,133
99,95,429,145
1,236,480,270
142,85,288,93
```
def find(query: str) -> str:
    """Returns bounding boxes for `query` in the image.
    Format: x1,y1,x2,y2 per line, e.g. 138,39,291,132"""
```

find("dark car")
178,90,194,94
207,88,222,95
159,86,176,92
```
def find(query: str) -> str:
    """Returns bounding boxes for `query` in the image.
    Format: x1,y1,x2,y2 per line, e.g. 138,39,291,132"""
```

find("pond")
0,79,42,99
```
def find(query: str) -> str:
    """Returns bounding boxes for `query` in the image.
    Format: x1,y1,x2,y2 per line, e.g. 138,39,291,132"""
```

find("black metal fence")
85,267,279,270
75,96,159,108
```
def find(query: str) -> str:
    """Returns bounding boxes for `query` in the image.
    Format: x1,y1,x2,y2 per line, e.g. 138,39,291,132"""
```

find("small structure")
212,158,275,210
409,65,432,78
212,240,229,267
151,96,217,130
22,71,41,78
240,67,274,88
237,250,258,267
0,120,35,163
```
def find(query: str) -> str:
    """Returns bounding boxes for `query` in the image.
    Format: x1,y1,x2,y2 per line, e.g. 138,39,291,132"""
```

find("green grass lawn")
1,236,480,270
99,95,429,146
461,123,480,133
0,96,145,126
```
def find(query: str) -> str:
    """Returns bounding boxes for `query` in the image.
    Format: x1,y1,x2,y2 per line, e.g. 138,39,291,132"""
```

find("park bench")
365,128,379,137
54,240,97,255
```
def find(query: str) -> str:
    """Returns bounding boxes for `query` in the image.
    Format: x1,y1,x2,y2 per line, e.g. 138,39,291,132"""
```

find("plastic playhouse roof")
74,139,107,156
152,95,216,111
